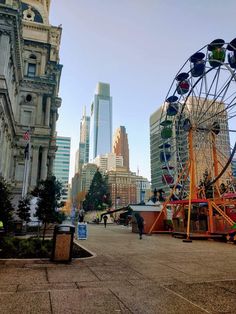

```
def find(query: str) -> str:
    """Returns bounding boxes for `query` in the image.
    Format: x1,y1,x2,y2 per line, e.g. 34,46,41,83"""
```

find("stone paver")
0,291,51,314
0,224,236,313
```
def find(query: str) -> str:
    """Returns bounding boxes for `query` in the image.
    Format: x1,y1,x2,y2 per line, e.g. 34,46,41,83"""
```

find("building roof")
129,204,163,212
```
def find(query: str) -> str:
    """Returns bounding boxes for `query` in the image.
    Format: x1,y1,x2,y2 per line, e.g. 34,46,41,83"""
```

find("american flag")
23,130,30,141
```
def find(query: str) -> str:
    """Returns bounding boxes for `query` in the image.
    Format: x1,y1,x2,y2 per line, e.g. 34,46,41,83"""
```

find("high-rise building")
53,137,71,202
80,163,98,193
89,82,112,160
79,107,90,164
93,153,123,173
0,1,62,198
113,126,129,170
150,106,164,191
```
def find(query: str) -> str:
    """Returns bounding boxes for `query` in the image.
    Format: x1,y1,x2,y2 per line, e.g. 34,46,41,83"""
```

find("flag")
24,143,29,160
23,130,30,141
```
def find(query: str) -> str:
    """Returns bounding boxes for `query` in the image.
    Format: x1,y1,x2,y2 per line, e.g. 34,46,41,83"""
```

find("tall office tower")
89,82,112,160
80,107,90,163
0,1,62,198
150,106,164,191
53,137,71,202
113,126,129,170
75,107,90,174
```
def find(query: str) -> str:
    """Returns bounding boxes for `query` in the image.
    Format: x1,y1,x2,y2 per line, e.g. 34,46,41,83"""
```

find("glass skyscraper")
75,107,90,174
53,136,71,202
89,82,112,160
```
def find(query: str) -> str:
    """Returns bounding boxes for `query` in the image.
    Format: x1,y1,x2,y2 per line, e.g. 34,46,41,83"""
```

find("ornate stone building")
0,0,62,196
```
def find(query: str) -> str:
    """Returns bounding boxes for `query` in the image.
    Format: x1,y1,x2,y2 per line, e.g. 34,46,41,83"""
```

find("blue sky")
50,0,236,181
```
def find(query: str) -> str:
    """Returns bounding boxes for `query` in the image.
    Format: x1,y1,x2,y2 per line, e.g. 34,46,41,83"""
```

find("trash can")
51,223,75,262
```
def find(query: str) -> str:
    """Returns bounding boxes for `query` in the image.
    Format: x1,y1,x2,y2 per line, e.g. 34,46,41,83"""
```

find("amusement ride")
148,38,236,242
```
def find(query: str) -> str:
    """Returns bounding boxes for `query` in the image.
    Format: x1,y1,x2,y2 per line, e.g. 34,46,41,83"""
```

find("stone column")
36,95,43,125
4,135,11,180
45,97,51,126
0,34,10,76
0,121,3,174
1,128,7,175
41,52,47,75
40,147,48,180
30,146,39,187
51,109,57,138
48,155,55,176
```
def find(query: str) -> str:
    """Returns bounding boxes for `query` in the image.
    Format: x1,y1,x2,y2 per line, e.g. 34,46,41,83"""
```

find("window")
28,63,36,77
21,110,32,125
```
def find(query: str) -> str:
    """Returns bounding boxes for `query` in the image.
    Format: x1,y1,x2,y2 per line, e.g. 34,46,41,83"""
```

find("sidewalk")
0,224,236,313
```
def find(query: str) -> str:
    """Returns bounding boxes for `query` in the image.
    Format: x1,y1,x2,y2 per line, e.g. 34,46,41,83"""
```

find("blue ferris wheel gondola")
189,52,205,77
160,151,171,163
166,95,179,116
227,38,236,69
159,143,171,149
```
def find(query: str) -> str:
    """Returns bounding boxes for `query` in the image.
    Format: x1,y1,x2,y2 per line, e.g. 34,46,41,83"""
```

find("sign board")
78,223,87,240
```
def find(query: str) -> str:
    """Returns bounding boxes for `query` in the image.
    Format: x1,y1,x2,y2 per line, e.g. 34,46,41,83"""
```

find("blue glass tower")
89,82,112,161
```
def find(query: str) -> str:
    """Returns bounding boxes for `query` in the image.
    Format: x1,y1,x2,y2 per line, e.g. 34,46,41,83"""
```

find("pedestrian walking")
78,209,85,223
103,215,108,228
134,213,144,239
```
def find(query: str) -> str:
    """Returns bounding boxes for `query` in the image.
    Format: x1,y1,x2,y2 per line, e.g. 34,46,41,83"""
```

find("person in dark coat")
103,215,108,228
134,213,144,239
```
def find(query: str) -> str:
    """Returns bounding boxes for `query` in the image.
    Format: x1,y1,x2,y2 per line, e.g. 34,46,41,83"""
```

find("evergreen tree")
83,170,112,212
31,176,64,240
0,176,14,231
17,196,31,223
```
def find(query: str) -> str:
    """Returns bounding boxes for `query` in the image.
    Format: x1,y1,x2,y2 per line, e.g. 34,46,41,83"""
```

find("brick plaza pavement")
0,224,236,313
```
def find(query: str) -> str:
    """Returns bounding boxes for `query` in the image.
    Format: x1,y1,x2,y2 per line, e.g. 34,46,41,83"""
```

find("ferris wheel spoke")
198,94,236,126
195,68,221,122
194,75,206,118
214,66,221,97
197,73,233,125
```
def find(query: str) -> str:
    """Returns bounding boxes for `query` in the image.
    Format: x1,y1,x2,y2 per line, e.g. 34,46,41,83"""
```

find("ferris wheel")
159,38,236,201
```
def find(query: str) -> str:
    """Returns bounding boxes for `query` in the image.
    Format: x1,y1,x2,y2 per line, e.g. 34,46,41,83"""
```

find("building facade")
0,0,62,197
53,136,71,202
89,82,112,160
150,106,164,191
107,167,147,209
136,176,151,204
113,126,129,170
93,152,123,173
80,163,98,193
